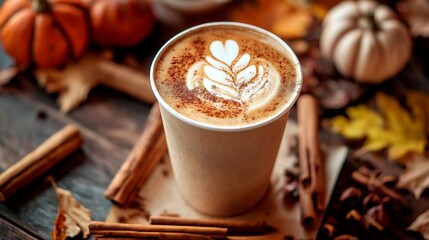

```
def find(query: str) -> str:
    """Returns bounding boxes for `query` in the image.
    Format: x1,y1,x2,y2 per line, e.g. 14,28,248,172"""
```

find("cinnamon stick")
89,221,227,238
94,232,219,240
95,234,285,240
105,103,167,206
228,235,285,240
149,216,272,235
0,124,83,201
297,94,324,228
95,59,156,103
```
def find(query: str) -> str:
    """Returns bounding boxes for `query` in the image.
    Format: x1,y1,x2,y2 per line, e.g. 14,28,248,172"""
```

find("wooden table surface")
0,61,154,239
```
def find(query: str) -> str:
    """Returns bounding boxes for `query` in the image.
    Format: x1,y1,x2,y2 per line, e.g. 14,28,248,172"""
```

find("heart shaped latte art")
186,39,281,112
210,40,239,66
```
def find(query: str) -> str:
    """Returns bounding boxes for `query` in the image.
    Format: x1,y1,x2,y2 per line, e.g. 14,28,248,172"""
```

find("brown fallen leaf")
397,155,429,199
35,56,100,113
0,67,19,86
272,10,313,39
313,78,364,110
397,0,429,37
408,208,429,239
34,54,154,113
51,178,92,240
229,0,314,39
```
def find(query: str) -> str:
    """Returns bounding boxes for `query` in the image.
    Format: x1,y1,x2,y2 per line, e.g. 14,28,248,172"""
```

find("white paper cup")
150,22,302,216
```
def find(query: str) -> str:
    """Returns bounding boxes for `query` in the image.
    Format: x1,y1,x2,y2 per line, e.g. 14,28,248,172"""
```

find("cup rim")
150,21,303,132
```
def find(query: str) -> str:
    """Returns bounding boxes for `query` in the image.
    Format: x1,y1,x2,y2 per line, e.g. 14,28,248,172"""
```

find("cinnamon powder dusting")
154,25,299,126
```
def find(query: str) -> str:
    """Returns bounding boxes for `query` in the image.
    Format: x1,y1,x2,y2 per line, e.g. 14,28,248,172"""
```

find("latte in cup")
153,24,300,127
151,22,302,215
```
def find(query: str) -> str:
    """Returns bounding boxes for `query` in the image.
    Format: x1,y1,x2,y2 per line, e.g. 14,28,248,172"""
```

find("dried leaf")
366,93,426,160
408,208,429,238
0,67,19,86
407,91,429,136
51,179,92,240
229,0,313,39
397,156,429,199
34,55,101,113
331,105,384,139
331,92,428,160
397,0,429,37
272,10,313,39
313,78,365,110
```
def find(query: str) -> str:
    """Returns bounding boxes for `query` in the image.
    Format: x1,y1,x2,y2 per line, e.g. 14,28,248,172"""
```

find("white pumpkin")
320,0,412,83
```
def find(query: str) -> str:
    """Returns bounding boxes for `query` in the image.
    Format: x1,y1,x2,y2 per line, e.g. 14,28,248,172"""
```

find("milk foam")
154,24,300,127
186,39,281,112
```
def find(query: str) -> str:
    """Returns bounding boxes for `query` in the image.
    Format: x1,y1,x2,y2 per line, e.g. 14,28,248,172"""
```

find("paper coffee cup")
150,22,302,216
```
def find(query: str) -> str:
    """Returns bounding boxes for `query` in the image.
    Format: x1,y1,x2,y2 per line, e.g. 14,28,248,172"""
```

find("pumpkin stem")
360,12,378,31
33,0,51,12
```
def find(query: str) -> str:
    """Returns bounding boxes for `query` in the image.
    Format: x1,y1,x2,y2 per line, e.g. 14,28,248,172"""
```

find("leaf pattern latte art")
186,39,281,112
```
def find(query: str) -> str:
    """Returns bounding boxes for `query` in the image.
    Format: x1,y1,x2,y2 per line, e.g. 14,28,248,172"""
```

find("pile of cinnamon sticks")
90,216,283,240
297,94,325,228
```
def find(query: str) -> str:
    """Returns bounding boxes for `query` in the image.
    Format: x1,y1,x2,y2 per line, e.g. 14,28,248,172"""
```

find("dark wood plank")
0,215,40,240
0,77,153,239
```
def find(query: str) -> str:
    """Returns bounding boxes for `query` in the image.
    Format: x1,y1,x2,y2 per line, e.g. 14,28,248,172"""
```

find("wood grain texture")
0,77,152,239
0,215,41,240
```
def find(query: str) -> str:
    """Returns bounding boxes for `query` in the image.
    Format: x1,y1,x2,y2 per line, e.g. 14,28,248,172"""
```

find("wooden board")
0,77,153,239
0,215,40,240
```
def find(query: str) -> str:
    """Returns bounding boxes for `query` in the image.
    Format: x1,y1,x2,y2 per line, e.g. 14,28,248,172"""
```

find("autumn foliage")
331,92,429,160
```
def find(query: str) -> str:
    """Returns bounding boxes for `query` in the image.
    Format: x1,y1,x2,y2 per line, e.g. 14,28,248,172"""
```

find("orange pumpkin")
90,0,155,47
0,0,89,68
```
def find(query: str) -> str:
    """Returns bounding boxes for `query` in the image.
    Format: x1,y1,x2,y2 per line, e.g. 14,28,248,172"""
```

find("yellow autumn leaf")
373,93,427,160
331,105,383,139
331,92,428,160
407,90,429,136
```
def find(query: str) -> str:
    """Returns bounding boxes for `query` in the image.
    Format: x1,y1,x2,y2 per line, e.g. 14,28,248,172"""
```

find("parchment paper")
106,120,348,239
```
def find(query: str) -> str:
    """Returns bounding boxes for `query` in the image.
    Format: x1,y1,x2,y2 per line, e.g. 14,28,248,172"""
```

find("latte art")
153,24,300,127
186,40,280,111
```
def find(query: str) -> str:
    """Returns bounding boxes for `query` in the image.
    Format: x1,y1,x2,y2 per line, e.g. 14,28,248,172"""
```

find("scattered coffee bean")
362,193,382,211
321,223,336,238
334,234,358,240
346,209,362,222
340,187,362,203
36,109,47,119
364,204,390,231
320,164,408,239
